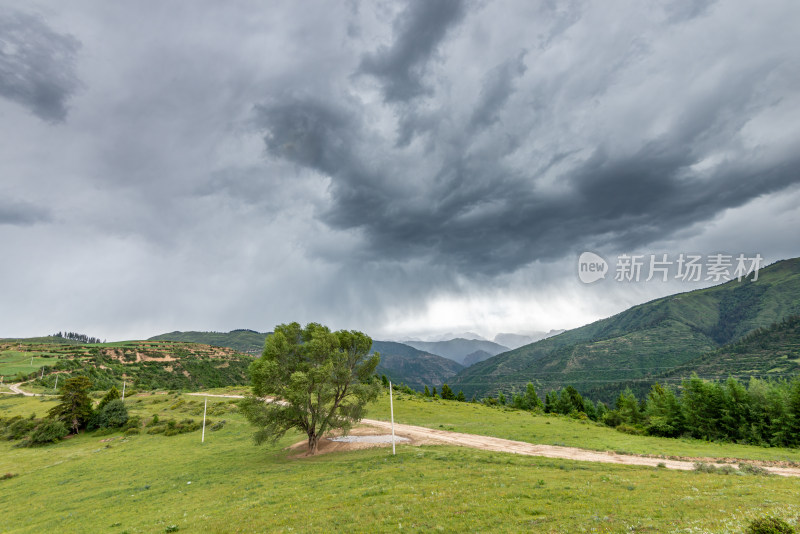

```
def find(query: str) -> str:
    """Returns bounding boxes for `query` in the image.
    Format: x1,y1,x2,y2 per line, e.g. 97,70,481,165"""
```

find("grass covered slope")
452,257,800,400
659,315,800,382
372,340,463,390
148,329,270,354
0,340,254,391
1,392,799,533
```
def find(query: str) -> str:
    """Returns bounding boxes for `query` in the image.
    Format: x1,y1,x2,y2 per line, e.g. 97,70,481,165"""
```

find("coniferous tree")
787,379,800,447
48,376,94,434
440,384,455,400
644,383,683,437
525,383,544,412
720,377,750,442
615,388,641,425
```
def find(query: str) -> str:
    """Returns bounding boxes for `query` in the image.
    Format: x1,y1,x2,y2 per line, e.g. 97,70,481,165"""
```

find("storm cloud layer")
0,7,80,122
1,1,799,340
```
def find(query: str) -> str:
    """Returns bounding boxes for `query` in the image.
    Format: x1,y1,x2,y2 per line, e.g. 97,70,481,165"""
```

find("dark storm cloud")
0,198,51,225
0,8,81,122
2,0,799,340
358,0,466,102
469,51,527,129
254,0,800,277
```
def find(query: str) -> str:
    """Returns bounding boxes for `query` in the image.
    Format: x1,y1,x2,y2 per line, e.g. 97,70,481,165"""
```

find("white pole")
41,368,44,379
202,397,208,443
30,356,34,367
389,381,395,455
122,381,126,400
54,374,58,390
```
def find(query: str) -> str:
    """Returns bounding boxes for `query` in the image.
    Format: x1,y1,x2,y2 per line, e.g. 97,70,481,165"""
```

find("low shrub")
693,462,736,475
209,420,226,431
1,473,18,480
745,516,795,534
123,416,141,431
739,463,771,476
146,418,204,437
615,424,645,436
19,419,68,447
3,416,37,440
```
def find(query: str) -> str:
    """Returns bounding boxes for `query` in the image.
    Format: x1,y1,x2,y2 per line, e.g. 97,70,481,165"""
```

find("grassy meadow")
0,350,59,378
0,390,799,533
368,393,800,463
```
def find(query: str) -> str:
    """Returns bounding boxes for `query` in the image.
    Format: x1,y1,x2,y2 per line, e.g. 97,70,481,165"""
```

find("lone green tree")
240,322,381,454
48,376,93,433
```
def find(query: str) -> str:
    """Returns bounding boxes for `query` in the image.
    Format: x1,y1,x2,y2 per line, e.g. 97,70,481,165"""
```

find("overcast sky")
1,1,799,342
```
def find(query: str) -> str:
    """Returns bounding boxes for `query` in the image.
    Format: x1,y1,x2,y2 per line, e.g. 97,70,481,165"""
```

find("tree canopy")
48,376,93,433
240,322,381,454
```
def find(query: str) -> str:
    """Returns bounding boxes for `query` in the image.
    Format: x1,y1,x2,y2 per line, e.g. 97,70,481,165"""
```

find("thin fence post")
389,381,395,455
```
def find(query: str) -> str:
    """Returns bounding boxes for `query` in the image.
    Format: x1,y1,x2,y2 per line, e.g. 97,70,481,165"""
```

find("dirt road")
8,382,34,396
360,419,800,477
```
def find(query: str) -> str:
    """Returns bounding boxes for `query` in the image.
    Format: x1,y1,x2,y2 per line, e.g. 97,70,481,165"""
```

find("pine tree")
524,383,544,412
645,383,683,437
440,384,455,400
48,376,94,434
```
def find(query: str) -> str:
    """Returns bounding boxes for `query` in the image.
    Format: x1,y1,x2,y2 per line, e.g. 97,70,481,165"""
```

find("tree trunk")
308,432,319,454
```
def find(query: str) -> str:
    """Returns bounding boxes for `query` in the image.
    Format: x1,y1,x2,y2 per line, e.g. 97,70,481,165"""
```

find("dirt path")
8,382,34,396
360,419,800,477
2,379,60,397
187,393,245,399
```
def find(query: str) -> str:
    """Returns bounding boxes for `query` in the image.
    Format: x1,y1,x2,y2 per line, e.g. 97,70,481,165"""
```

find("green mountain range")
148,330,461,390
451,257,800,401
403,338,509,365
370,341,464,390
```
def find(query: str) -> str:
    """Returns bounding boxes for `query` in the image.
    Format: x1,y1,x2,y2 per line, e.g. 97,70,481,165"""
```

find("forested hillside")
452,258,800,400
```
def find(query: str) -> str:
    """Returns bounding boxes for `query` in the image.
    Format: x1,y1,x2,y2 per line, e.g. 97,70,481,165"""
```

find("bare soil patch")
288,426,425,458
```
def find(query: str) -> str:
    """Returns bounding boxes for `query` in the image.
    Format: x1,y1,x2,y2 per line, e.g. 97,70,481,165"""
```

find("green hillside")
371,341,463,390
659,315,800,382
148,329,269,354
1,339,254,391
452,257,800,400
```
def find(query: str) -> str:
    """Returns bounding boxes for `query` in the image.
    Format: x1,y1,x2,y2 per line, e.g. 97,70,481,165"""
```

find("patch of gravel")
330,435,410,443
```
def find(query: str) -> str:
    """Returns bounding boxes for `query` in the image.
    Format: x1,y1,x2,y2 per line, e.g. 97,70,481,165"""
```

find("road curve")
9,382,35,396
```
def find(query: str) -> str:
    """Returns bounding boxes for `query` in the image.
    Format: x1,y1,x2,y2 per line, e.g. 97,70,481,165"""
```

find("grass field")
1,391,799,533
368,393,800,464
0,350,59,378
